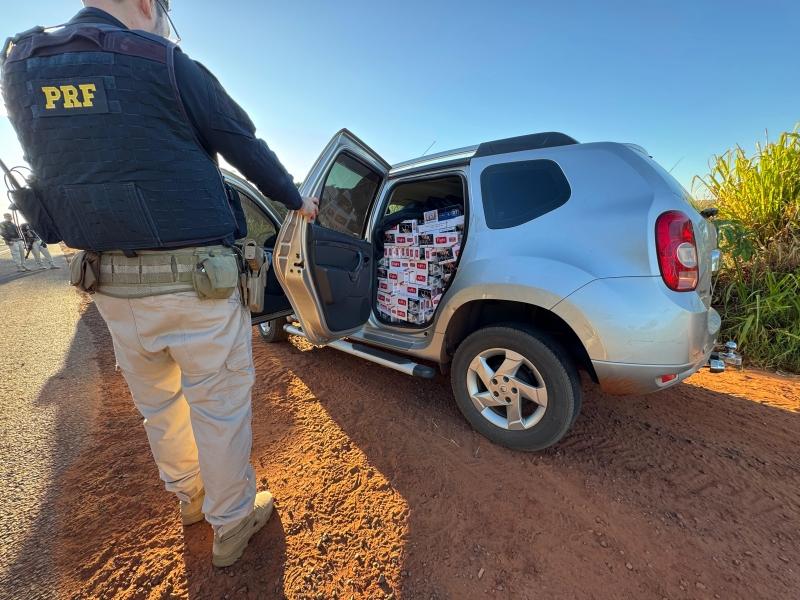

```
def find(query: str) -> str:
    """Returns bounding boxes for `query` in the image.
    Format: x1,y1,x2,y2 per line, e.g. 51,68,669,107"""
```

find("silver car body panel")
272,130,720,395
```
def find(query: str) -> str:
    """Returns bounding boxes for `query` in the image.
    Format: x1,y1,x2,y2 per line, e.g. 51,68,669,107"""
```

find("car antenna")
667,156,684,174
421,140,437,156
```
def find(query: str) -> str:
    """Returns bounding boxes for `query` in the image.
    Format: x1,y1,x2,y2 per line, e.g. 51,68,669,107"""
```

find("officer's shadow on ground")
0,305,97,597
3,302,290,598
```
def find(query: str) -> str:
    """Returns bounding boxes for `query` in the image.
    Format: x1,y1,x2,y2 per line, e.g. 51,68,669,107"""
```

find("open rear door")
274,129,389,345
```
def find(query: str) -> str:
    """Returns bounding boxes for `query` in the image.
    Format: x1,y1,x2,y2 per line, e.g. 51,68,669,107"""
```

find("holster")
236,239,268,313
68,250,101,293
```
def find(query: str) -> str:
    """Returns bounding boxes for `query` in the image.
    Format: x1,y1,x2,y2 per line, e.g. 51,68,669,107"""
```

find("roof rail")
473,132,578,158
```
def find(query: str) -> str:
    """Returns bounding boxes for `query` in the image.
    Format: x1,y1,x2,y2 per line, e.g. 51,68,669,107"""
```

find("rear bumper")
591,343,714,395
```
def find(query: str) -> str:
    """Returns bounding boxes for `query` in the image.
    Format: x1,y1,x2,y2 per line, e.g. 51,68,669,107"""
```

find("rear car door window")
317,152,382,238
480,159,571,229
237,191,278,248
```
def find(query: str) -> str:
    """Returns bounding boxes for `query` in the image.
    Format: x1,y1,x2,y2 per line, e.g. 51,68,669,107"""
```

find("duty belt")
97,246,233,298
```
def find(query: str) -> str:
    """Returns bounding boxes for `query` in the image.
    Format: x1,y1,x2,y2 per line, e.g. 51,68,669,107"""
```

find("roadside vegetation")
694,127,800,373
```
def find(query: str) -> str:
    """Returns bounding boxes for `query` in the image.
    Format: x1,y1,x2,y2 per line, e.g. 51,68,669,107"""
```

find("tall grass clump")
694,127,800,373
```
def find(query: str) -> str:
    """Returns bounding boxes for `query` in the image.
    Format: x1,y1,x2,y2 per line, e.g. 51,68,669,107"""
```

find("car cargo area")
374,175,465,327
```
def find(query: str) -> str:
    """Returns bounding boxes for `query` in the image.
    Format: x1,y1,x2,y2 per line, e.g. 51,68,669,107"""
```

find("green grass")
694,126,800,373
717,270,800,373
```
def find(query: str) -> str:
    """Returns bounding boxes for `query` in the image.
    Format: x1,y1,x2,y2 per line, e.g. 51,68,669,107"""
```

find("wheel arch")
441,299,598,383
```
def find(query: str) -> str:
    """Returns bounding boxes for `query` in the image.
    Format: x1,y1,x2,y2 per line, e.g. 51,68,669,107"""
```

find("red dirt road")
3,296,799,599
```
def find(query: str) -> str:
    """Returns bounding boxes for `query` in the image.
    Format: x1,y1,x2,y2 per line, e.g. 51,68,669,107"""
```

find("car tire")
451,326,581,452
257,319,289,343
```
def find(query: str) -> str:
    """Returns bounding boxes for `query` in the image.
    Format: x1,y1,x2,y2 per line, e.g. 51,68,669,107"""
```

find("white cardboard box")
395,234,417,247
417,215,464,235
433,233,460,248
398,220,417,234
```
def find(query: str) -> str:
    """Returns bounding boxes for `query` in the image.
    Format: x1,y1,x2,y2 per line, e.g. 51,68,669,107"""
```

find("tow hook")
721,341,743,367
708,340,742,373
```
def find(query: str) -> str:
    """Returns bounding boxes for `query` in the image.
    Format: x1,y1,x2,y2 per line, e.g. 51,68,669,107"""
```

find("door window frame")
315,150,387,240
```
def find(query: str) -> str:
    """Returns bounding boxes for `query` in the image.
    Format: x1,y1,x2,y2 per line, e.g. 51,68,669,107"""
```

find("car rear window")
480,159,571,229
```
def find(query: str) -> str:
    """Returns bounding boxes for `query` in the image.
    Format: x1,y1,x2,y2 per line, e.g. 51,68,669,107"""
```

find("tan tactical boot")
212,491,274,568
180,490,206,526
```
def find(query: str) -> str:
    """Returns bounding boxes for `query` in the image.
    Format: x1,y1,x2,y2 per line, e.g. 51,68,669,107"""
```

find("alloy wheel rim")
466,348,548,430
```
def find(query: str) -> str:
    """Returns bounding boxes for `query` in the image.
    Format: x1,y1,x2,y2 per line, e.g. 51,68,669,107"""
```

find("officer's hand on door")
298,196,320,222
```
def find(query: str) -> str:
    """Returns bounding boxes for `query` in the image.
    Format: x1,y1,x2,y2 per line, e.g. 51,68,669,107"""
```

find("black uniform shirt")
69,8,303,211
0,220,22,243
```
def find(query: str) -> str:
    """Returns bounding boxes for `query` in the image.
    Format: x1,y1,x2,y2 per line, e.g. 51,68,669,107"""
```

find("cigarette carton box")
398,220,417,234
433,233,460,248
411,270,443,287
413,260,443,277
393,295,410,309
384,232,397,245
387,269,404,284
407,284,440,301
391,307,408,321
417,215,464,235
399,246,420,260
402,283,421,298
424,206,463,223
395,233,417,247
418,233,435,247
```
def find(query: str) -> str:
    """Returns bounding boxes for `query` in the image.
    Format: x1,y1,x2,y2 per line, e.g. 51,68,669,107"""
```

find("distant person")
20,223,58,269
2,0,318,567
1,213,29,272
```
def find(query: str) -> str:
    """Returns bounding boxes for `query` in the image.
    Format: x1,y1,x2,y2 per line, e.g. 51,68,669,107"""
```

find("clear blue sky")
2,0,798,194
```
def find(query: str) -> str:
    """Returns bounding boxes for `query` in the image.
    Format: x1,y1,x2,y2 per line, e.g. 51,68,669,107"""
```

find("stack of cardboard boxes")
376,206,464,324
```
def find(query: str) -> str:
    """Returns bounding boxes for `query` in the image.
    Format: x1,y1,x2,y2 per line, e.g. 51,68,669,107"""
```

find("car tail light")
655,211,698,291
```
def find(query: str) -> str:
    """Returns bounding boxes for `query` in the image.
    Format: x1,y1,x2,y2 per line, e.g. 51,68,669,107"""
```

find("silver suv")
230,129,726,451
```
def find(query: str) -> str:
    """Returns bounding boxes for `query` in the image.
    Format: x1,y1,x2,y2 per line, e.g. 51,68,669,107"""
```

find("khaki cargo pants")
93,289,256,534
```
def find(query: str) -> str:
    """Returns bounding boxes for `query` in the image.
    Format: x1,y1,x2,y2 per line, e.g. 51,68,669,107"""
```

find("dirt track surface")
1,269,799,599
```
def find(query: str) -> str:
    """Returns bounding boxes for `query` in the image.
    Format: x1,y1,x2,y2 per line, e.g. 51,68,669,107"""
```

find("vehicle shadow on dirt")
277,341,800,600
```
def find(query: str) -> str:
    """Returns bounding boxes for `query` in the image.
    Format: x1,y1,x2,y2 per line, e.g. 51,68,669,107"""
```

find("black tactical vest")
1,23,245,251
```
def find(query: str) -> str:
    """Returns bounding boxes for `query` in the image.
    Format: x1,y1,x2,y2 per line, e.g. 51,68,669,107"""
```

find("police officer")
2,0,319,568
1,213,29,272
20,223,58,269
